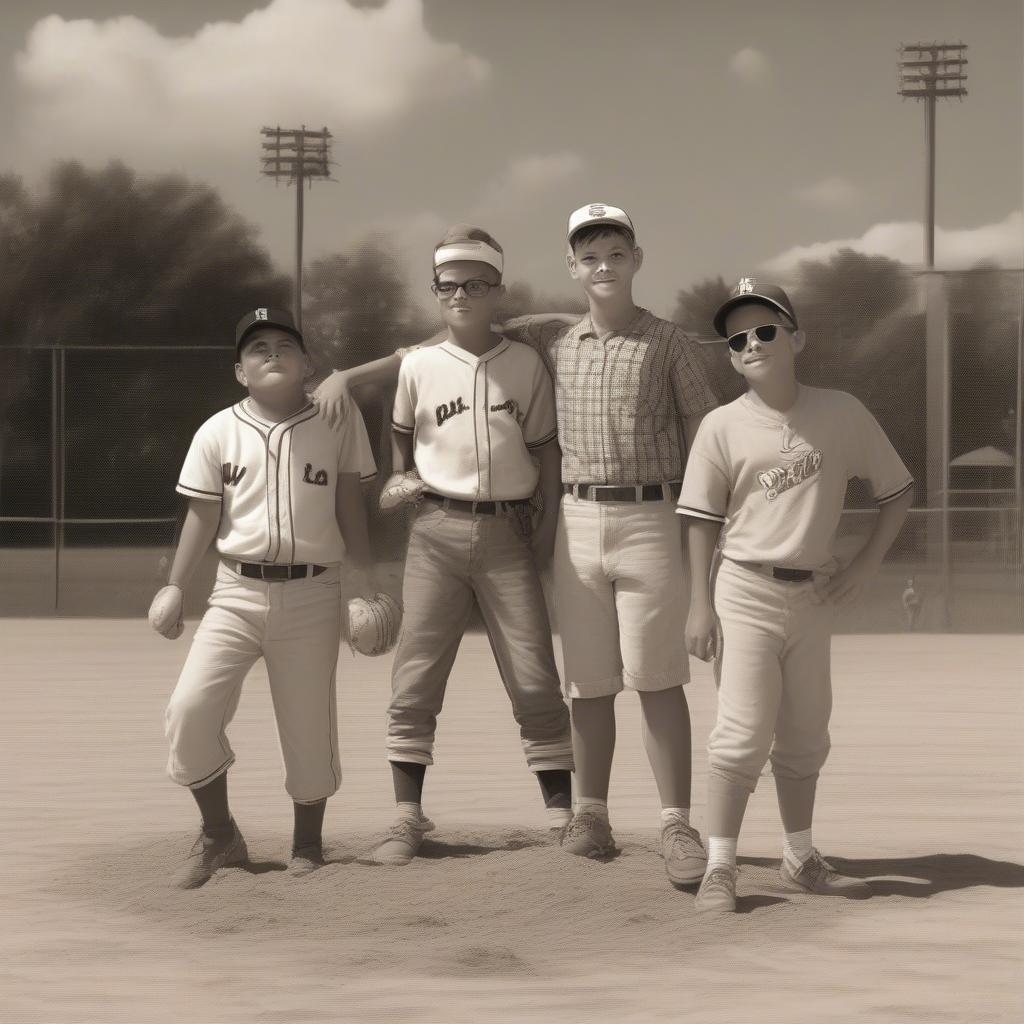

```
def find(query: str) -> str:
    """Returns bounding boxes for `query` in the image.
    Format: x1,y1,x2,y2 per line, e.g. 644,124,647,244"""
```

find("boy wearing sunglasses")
678,278,914,912
371,225,574,866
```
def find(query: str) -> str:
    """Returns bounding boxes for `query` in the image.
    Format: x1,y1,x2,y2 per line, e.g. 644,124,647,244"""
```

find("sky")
0,0,1021,316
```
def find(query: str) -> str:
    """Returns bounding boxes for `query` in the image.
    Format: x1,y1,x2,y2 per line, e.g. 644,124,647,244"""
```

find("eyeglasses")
431,279,498,299
726,323,790,353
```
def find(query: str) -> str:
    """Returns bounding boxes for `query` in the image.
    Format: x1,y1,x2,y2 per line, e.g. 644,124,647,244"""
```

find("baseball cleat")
171,819,248,889
288,843,326,877
371,815,435,866
660,820,708,886
560,811,617,859
779,849,872,898
694,865,737,913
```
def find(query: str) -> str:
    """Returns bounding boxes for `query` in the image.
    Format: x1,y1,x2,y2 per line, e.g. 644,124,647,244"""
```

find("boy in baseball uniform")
316,205,720,888
150,307,377,888
372,225,574,866
679,280,914,912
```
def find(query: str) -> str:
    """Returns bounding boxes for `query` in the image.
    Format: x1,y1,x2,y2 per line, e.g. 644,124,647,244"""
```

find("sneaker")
371,815,435,866
694,865,737,913
560,811,616,858
780,849,871,898
661,820,708,886
288,843,326,877
171,819,248,889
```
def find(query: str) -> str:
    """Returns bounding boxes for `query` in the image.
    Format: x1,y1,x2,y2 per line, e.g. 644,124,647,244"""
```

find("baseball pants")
386,502,573,771
552,493,691,698
165,562,343,804
708,557,836,792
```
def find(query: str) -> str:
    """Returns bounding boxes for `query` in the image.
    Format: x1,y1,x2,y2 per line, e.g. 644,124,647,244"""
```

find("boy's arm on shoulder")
311,328,448,428
501,313,581,349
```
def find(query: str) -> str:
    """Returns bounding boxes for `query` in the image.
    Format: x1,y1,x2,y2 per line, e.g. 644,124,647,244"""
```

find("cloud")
473,152,584,214
793,176,861,207
728,47,771,83
12,0,489,167
762,211,1024,274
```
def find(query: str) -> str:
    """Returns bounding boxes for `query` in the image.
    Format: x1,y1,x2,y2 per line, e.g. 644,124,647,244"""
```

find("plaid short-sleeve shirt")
506,309,719,485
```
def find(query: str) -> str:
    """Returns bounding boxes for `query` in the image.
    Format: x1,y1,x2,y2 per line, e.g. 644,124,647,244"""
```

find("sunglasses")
726,323,791,353
431,279,498,299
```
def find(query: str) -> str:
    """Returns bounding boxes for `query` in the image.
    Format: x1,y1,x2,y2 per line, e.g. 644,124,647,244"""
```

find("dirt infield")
1,622,1021,1023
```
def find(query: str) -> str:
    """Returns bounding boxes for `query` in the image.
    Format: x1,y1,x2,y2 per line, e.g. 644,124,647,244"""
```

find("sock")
783,828,813,866
707,836,738,870
574,798,609,821
546,806,573,828
395,800,424,823
660,806,691,828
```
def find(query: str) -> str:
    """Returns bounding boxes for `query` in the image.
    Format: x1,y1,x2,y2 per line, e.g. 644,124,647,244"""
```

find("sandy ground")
1,622,1021,1024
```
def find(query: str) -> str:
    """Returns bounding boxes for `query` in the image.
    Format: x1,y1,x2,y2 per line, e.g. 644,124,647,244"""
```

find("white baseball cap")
567,203,636,243
433,237,504,274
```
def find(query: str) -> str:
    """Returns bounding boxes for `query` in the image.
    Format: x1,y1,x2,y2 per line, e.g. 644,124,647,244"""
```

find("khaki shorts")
552,494,690,699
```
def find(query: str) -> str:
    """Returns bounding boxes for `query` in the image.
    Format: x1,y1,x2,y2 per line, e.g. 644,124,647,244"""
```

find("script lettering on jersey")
436,397,469,428
489,398,522,422
757,426,822,501
303,463,329,486
222,462,246,486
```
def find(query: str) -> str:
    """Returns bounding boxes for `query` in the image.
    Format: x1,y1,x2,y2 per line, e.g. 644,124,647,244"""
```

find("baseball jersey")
677,386,913,573
177,398,377,565
392,337,557,501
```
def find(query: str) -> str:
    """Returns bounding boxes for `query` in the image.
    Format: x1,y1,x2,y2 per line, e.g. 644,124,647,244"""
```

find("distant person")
149,308,377,888
370,225,574,866
901,577,922,630
679,279,914,913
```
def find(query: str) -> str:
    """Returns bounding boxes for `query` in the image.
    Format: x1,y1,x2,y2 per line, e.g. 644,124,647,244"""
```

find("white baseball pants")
165,562,343,804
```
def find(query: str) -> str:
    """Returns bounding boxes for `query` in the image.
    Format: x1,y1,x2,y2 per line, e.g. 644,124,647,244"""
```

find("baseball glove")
379,470,426,513
346,592,402,657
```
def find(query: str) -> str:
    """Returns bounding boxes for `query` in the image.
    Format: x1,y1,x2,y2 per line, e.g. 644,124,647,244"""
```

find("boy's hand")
530,513,558,569
344,565,377,603
310,371,353,430
822,554,880,605
149,585,184,639
685,603,719,662
379,470,425,512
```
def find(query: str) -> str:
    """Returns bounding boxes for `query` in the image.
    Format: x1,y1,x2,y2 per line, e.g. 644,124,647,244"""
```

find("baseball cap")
713,278,798,337
235,307,305,356
567,203,636,244
433,224,504,275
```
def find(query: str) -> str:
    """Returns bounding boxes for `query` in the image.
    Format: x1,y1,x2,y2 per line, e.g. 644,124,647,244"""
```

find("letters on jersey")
176,399,376,565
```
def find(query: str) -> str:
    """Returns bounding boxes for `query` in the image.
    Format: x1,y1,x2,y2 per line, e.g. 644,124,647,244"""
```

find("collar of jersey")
739,384,805,425
578,307,652,341
439,335,510,366
236,396,315,430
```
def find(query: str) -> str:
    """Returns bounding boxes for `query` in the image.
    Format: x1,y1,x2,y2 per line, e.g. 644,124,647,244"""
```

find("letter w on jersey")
222,462,246,486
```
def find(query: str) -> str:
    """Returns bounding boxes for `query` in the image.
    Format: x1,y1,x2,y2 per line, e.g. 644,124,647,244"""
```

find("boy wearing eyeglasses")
678,279,914,912
370,225,574,866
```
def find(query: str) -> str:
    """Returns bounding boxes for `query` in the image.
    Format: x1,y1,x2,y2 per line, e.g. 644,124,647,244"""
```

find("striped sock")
707,836,738,870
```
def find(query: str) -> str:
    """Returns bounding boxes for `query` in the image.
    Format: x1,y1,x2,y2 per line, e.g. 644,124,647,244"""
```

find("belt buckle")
261,564,290,581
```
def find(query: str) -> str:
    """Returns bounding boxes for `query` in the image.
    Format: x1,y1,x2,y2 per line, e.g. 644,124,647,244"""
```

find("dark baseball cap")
713,279,798,337
235,307,305,356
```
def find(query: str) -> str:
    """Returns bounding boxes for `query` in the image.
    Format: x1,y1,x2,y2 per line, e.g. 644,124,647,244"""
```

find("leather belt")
228,560,327,581
422,492,531,515
563,481,683,502
728,559,814,583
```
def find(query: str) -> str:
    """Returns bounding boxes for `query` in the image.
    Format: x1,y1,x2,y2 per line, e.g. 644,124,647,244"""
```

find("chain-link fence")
1,271,1021,629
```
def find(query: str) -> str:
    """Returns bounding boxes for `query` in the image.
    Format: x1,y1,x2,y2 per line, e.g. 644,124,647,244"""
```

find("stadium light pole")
898,43,967,628
260,125,333,332
898,43,967,267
